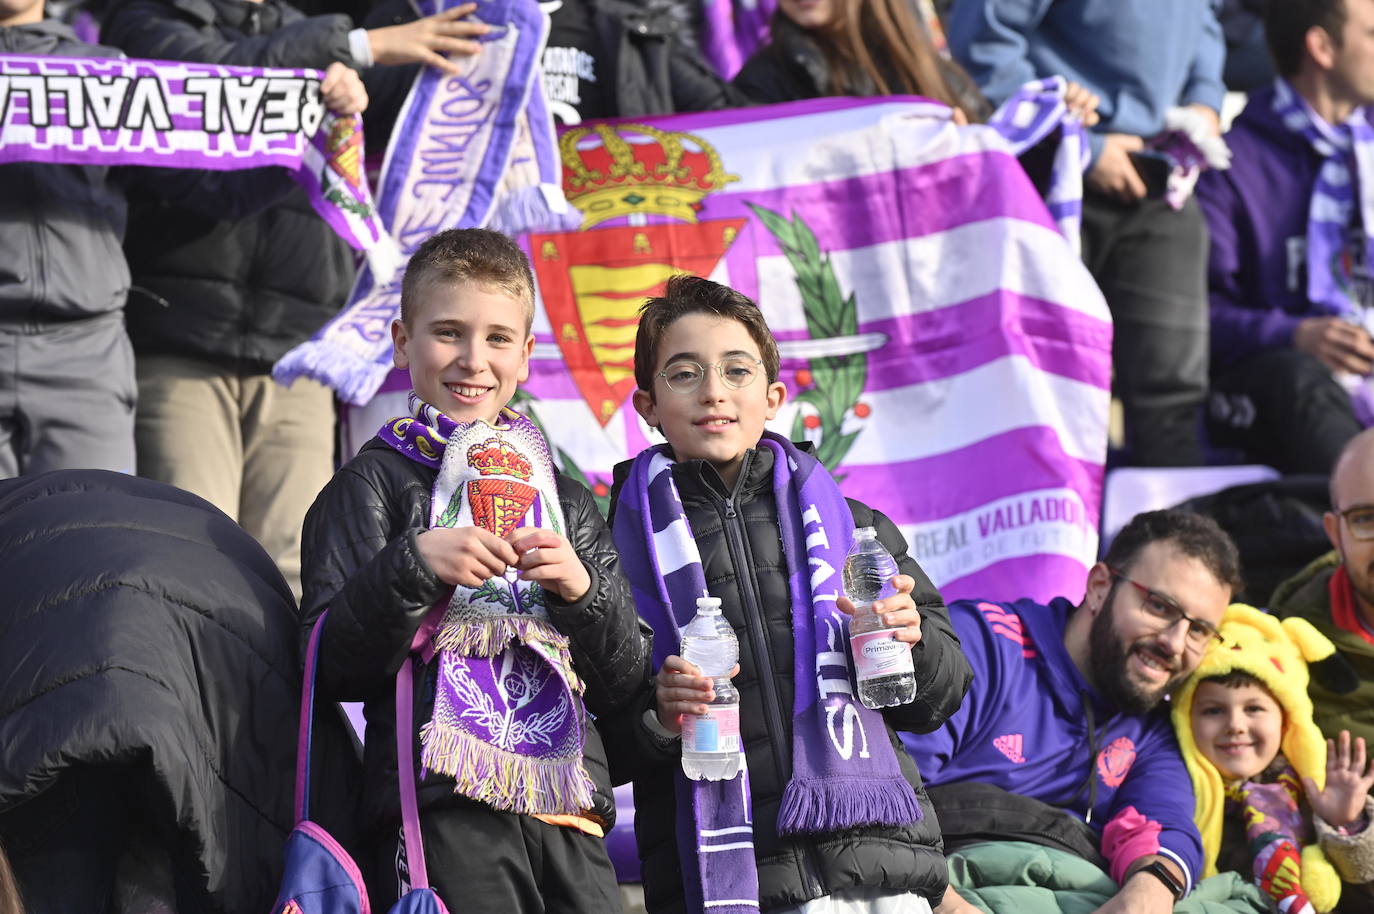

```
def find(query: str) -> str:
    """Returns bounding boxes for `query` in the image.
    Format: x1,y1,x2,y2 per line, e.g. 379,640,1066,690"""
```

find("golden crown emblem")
467,439,533,480
559,123,740,229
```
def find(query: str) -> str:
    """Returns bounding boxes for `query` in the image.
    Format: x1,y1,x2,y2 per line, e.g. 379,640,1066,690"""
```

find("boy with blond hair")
300,228,647,913
608,274,972,913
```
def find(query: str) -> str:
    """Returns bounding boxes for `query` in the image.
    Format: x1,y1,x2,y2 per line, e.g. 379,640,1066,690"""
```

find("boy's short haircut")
1103,509,1244,596
400,228,536,330
633,274,781,394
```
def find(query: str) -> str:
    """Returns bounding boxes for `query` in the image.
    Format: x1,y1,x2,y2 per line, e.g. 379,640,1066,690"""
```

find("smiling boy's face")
632,312,786,488
1190,679,1285,784
391,279,533,426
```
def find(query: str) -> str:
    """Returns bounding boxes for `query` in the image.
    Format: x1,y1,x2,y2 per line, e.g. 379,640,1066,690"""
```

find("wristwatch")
1136,860,1185,901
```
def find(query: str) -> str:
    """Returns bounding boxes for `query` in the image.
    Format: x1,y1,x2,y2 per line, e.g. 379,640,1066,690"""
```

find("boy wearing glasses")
906,509,1241,914
606,274,973,913
1274,427,1374,750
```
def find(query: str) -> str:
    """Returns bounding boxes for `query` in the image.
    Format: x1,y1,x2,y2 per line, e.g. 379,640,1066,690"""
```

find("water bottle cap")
854,526,877,539
696,596,722,613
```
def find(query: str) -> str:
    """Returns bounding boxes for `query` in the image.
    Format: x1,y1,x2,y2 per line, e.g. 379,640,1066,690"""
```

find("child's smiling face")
1190,679,1285,783
632,312,786,489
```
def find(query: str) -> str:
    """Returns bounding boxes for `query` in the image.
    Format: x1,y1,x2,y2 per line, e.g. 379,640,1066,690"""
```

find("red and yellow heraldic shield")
531,123,745,426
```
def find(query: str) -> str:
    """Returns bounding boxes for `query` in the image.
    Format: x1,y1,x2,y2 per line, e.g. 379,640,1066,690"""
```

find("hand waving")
1304,731,1374,830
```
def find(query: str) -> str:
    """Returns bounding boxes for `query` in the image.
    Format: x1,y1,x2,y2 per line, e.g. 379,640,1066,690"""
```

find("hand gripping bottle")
843,527,917,709
679,596,742,781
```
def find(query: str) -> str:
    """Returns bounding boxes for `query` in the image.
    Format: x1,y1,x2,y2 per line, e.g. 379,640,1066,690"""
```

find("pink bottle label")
851,630,914,680
683,706,741,753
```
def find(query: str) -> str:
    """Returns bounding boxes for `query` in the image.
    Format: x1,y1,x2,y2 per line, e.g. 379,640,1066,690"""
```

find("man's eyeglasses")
1107,566,1224,652
655,357,763,395
1336,505,1374,541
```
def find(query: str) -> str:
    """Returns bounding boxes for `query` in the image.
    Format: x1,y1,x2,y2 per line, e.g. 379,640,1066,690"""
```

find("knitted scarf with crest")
380,394,593,815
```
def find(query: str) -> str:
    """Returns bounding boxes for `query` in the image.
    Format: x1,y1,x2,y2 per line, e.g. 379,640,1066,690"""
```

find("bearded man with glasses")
905,509,1241,914
1274,427,1374,749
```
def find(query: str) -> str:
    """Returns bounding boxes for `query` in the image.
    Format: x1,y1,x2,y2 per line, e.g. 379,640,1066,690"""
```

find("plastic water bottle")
844,527,917,709
679,596,742,781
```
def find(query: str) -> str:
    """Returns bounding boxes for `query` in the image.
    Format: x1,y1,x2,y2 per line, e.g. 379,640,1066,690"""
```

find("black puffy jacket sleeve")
300,458,450,700
857,500,972,735
103,0,354,70
301,446,651,713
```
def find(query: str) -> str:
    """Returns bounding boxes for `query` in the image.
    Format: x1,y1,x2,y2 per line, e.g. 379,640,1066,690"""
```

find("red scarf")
1329,565,1374,647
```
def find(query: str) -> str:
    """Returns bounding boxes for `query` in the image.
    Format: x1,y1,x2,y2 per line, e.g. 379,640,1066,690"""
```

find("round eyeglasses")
655,357,763,395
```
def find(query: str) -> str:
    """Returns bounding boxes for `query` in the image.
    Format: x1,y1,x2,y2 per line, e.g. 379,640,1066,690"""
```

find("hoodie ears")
1281,616,1360,695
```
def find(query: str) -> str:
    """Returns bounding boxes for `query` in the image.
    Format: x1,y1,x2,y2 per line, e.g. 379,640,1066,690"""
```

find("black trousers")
1082,191,1210,466
368,804,624,914
1208,347,1361,474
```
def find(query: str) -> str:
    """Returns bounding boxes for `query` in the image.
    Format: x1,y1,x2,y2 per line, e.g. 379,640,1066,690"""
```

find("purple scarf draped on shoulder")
611,432,921,913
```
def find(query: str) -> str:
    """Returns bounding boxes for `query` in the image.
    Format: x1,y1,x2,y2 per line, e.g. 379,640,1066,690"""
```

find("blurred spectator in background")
949,0,1227,468
1198,0,1372,474
0,0,291,481
1220,0,1276,91
732,0,989,121
98,0,477,597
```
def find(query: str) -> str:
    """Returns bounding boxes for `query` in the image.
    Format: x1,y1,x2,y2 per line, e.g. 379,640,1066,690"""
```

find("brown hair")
633,275,781,396
400,228,536,329
1265,0,1348,78
1103,509,1245,597
1202,669,1268,692
0,840,23,914
784,0,982,121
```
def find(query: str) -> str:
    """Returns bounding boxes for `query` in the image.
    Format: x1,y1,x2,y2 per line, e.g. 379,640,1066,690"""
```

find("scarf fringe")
776,776,924,836
271,338,388,407
485,183,583,236
419,720,595,816
433,614,570,660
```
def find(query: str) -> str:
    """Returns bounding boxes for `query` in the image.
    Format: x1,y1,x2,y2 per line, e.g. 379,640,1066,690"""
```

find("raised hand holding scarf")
380,393,594,815
611,432,922,914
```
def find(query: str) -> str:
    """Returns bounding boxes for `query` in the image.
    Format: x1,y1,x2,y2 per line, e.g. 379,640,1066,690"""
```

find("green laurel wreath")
746,204,868,473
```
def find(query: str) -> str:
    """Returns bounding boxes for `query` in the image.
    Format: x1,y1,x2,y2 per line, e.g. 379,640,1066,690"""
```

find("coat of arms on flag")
346,98,1112,606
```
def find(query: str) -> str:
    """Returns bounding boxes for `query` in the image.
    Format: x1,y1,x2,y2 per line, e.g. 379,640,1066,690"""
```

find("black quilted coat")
299,438,650,835
0,470,359,913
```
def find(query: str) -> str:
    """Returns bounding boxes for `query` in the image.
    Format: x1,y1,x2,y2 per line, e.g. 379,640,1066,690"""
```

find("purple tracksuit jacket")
1196,84,1371,371
901,597,1204,891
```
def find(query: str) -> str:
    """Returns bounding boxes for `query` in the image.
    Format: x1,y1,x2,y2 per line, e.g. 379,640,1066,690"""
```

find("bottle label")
682,706,741,754
851,630,914,680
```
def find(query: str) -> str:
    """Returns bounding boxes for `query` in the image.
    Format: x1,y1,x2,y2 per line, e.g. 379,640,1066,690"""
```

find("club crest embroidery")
1096,736,1137,788
466,438,539,538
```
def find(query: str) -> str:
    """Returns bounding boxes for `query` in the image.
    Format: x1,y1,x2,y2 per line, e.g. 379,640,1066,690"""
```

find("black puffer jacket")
300,437,651,835
0,470,359,914
606,447,972,913
101,0,356,368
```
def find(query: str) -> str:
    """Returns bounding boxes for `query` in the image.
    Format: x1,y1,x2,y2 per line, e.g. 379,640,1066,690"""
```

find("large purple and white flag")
347,98,1112,604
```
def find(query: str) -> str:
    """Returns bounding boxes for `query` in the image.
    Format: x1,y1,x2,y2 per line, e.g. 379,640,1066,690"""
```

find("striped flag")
347,97,1111,605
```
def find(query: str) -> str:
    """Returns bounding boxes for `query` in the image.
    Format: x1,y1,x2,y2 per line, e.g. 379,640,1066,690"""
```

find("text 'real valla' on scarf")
611,431,923,914
379,393,594,816
0,53,402,282
272,0,581,408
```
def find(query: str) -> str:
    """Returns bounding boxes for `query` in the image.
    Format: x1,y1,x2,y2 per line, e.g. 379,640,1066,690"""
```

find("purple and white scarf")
611,433,922,914
1273,77,1374,317
0,54,396,273
273,0,579,406
381,394,594,815
985,76,1091,253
